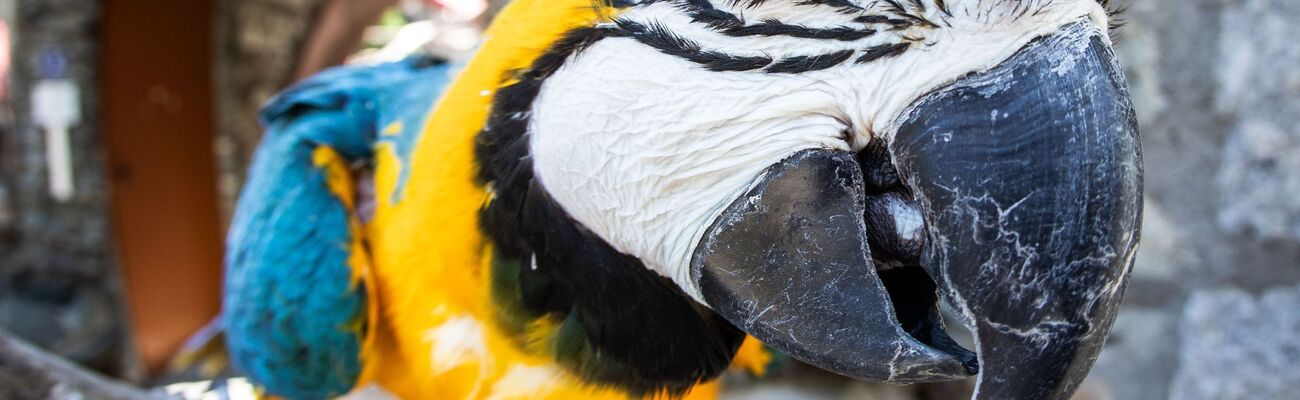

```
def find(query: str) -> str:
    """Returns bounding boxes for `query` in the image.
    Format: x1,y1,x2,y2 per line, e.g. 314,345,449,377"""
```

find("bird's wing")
223,57,453,400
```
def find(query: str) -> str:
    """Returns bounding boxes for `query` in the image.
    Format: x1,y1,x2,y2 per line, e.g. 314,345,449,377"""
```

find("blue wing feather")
224,57,452,400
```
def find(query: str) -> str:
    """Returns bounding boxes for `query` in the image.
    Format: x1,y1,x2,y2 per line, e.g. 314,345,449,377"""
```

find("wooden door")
101,0,222,373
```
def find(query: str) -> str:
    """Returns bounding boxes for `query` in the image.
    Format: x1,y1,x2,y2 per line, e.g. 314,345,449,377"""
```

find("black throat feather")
474,27,745,396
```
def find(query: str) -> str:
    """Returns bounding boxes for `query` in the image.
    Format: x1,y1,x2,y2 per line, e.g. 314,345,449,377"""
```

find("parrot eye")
478,0,1141,398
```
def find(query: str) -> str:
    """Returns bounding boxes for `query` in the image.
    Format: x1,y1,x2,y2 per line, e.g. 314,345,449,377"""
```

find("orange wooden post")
101,0,223,374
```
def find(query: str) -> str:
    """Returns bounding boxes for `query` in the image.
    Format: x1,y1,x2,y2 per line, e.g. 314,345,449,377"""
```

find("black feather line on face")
855,41,910,63
612,19,913,73
733,0,863,12
475,27,745,396
853,14,917,28
678,0,878,41
766,49,855,73
612,19,775,71
794,0,865,13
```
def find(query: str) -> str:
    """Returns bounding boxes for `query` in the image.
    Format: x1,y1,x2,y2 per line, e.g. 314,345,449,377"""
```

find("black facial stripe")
648,0,1122,28
933,0,951,16
866,0,943,27
855,42,910,63
611,20,775,71
611,19,912,73
765,49,855,73
794,0,865,13
726,21,875,41
677,0,877,41
853,14,915,28
738,0,862,13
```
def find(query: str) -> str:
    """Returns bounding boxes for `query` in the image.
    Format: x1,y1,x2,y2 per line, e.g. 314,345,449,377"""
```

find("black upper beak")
691,19,1142,399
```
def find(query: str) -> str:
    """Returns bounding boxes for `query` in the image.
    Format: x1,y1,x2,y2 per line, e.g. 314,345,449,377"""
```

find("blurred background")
0,0,1295,399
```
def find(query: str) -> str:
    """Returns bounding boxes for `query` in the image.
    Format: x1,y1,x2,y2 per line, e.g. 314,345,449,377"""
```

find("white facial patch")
529,0,1110,303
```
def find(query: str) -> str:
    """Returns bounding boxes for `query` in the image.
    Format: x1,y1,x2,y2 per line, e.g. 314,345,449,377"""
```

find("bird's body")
227,1,1144,399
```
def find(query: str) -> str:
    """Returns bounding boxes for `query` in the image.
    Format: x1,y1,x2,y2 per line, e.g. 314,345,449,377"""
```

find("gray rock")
1086,308,1179,400
1111,0,1166,130
1132,199,1200,281
1169,286,1300,400
1215,0,1300,242
1217,118,1300,240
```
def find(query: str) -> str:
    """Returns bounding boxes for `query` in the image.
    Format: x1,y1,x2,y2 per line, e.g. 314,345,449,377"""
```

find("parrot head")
477,0,1141,398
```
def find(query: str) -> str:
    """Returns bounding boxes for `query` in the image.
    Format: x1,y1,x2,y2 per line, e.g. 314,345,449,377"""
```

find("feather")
227,1,772,398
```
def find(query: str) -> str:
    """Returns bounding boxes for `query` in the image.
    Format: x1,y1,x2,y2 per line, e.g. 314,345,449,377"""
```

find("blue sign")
36,47,69,79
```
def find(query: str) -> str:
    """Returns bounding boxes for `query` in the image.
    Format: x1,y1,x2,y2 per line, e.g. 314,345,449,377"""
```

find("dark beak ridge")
891,20,1143,399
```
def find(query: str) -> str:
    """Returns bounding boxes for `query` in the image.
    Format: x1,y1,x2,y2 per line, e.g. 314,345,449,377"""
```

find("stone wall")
1077,0,1300,398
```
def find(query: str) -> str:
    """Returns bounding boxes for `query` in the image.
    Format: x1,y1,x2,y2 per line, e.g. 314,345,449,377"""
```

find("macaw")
225,0,1143,399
